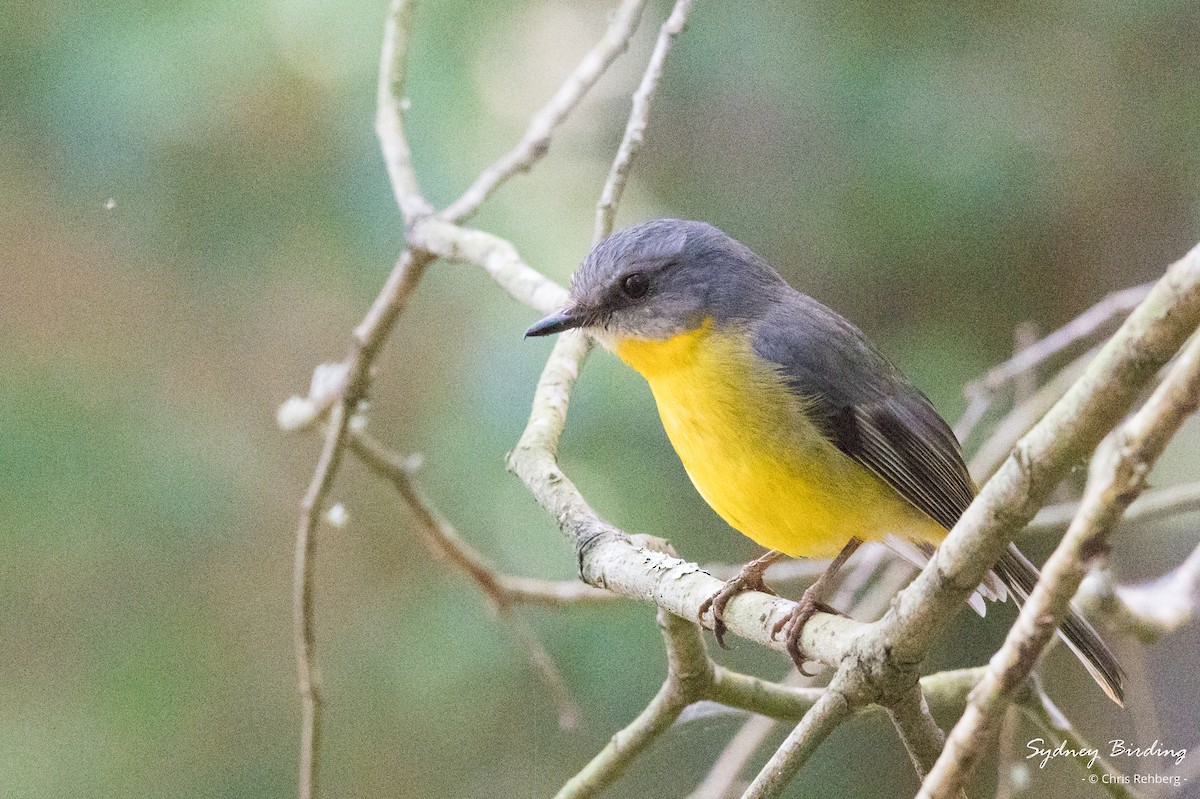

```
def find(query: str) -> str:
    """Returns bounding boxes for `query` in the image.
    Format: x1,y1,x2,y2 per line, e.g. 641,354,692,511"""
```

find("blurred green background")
4,0,1199,796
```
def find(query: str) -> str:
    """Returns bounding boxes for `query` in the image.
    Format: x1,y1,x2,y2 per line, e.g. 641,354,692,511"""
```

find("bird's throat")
612,318,716,379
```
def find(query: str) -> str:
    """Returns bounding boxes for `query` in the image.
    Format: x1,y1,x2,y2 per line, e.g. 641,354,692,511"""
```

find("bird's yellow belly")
614,324,944,558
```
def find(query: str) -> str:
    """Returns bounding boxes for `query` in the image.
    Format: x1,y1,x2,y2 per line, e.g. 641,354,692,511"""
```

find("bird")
525,218,1124,704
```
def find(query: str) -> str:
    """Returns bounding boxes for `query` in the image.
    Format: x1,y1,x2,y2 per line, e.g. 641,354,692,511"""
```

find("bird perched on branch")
525,219,1124,704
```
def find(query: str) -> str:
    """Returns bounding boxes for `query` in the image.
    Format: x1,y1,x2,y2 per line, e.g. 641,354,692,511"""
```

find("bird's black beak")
524,308,583,338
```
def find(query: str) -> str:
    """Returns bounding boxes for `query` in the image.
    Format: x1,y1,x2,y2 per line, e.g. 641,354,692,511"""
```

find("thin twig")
287,250,434,799
286,251,434,796
294,402,350,799
918,331,1200,799
442,0,650,223
289,3,439,793
1018,684,1142,799
411,218,569,314
967,281,1155,395
593,0,695,242
1077,538,1200,643
280,250,436,434
346,430,613,726
376,0,433,223
994,707,1025,799
706,667,986,726
1027,480,1200,535
887,685,952,785
288,252,434,799
347,429,612,606
502,611,584,730
968,346,1096,478
956,282,1154,442
738,676,856,799
687,713,778,799
555,607,713,799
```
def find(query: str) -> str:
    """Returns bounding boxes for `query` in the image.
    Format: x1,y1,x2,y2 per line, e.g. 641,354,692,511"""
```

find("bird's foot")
699,551,784,649
770,583,842,677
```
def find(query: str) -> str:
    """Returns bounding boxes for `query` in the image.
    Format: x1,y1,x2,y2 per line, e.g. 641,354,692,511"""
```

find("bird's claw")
699,563,777,649
771,592,841,676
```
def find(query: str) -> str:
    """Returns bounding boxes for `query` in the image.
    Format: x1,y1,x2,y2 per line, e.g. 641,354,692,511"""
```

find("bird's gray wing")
750,295,1124,703
750,293,975,531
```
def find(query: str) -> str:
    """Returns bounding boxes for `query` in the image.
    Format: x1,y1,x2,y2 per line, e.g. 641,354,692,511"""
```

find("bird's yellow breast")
613,321,944,557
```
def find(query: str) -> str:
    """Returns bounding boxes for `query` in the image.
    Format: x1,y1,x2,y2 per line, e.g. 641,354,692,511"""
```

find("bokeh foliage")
3,0,1198,796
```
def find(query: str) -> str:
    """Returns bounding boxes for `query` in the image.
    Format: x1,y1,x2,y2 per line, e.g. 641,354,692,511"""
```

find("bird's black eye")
620,272,650,299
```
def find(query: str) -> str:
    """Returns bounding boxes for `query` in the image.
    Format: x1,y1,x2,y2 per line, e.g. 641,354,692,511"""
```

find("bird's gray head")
525,219,786,344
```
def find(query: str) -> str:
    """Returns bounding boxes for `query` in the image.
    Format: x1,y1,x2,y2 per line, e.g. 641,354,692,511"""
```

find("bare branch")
411,218,569,313
288,4,441,790
555,607,713,799
918,329,1200,799
347,429,612,606
346,428,614,726
293,401,351,799
297,2,1200,793
376,0,433,223
387,24,706,748
281,250,436,433
1078,540,1200,642
687,713,778,799
1027,480,1200,535
956,282,1153,442
694,671,977,799
594,0,695,242
1018,685,1142,799
706,668,823,721
442,0,650,224
502,611,583,730
736,563,941,798
283,255,429,797
734,659,960,798
349,250,437,372
968,281,1155,394
887,685,953,785
739,676,856,799
968,346,1095,478
704,667,985,727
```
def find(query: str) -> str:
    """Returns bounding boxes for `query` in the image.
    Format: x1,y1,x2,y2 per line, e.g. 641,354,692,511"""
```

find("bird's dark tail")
994,543,1126,706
